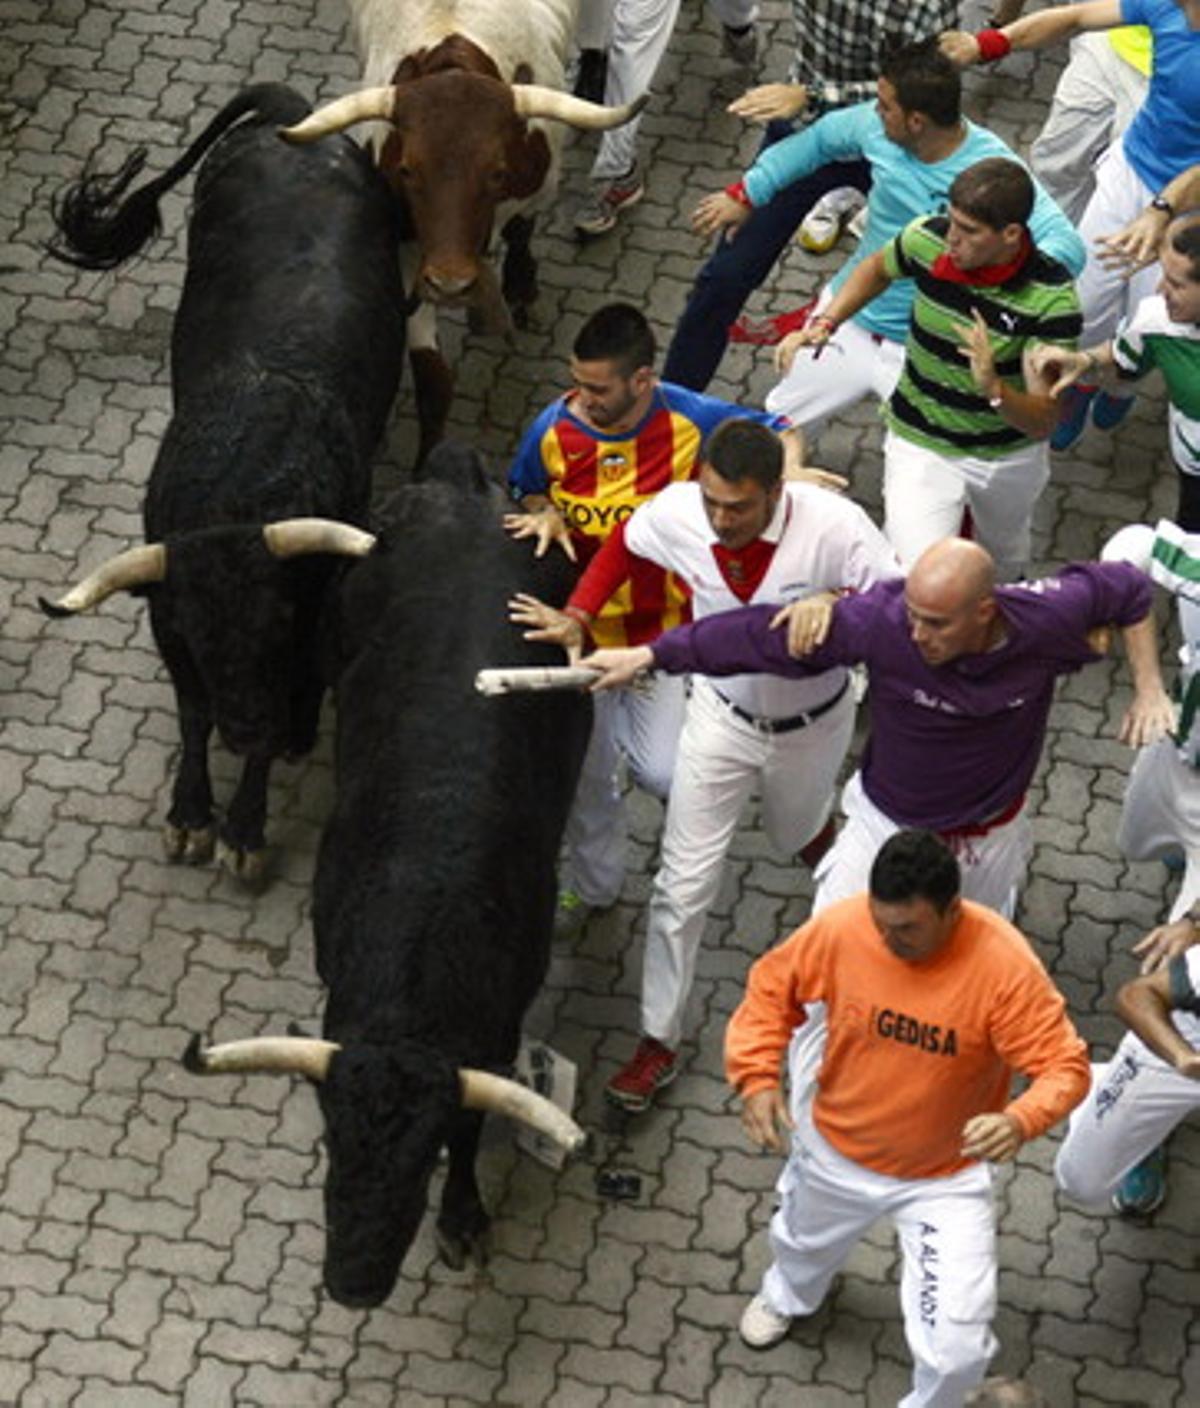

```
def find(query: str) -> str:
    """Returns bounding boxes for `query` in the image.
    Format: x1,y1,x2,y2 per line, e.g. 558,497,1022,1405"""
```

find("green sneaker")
1112,1144,1167,1216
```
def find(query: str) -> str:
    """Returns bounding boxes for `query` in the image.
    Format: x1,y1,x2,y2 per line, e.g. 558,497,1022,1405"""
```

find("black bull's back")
314,460,590,1046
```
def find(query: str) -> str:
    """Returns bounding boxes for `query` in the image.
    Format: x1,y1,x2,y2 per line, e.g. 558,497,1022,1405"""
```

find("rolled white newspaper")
475,665,600,695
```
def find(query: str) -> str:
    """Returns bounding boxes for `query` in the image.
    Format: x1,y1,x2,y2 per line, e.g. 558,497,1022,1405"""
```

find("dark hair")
573,302,656,377
1168,211,1200,283
702,418,784,489
949,158,1034,231
869,830,961,912
879,38,962,128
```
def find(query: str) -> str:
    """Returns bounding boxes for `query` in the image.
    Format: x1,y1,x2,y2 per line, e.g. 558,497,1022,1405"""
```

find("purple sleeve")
1017,562,1153,634
651,592,879,677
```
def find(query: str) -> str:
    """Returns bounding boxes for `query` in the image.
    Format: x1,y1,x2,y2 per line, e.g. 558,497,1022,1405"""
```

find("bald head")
904,538,1000,666
910,538,996,606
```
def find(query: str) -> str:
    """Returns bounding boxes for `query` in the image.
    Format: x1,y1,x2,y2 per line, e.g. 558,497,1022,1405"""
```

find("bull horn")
262,518,377,560
279,87,397,143
39,542,167,617
183,1033,339,1082
512,85,649,131
460,1068,587,1154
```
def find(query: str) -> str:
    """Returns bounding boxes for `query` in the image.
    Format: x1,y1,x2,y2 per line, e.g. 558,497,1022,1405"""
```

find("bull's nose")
423,269,476,299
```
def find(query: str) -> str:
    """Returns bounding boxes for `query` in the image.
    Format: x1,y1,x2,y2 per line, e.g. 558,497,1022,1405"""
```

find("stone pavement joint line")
0,0,1196,1404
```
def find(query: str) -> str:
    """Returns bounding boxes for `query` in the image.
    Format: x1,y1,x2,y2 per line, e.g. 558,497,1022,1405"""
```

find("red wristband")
975,28,1012,62
724,179,752,208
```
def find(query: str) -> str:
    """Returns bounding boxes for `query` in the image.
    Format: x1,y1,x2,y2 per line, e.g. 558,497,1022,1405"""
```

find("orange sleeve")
990,960,1091,1142
724,919,826,1098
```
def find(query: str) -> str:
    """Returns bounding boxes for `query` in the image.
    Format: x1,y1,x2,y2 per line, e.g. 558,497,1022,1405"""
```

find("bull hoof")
216,840,269,892
164,824,215,865
434,1220,490,1272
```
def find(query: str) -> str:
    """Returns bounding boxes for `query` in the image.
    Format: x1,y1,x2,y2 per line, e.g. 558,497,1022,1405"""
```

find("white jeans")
883,429,1051,583
564,672,686,907
592,0,759,179
1076,141,1162,347
1029,33,1148,226
1117,738,1200,923
763,1098,997,1408
641,676,854,1047
765,290,907,440
813,771,1033,920
1055,1037,1200,1209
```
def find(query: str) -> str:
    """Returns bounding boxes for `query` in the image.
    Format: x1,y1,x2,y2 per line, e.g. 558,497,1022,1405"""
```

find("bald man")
582,538,1171,914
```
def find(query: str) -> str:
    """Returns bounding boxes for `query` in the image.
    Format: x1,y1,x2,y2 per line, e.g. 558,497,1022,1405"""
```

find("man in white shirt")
512,418,899,1108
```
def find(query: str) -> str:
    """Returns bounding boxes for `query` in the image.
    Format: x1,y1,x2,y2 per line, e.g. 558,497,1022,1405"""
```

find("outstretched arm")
941,0,1124,66
1118,614,1175,747
1117,962,1200,1079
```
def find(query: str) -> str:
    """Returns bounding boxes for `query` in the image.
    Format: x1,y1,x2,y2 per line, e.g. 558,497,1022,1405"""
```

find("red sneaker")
605,1037,678,1111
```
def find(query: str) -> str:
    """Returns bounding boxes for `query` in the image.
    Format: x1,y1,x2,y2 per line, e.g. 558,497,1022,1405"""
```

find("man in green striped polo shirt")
792,157,1080,579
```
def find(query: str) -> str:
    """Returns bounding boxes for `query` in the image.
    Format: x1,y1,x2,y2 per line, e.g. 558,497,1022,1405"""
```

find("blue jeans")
662,121,871,391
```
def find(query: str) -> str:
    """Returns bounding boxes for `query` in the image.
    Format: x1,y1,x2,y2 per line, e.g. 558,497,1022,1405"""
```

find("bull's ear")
507,128,550,201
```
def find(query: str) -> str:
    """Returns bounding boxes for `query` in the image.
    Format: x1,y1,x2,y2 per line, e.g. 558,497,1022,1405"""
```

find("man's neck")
913,120,967,166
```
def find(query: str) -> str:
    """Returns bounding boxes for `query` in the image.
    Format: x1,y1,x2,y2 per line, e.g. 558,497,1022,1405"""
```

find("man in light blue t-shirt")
691,40,1084,438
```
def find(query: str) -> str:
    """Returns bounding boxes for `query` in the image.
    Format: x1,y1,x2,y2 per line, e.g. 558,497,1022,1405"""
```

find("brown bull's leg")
501,214,538,330
410,346,455,467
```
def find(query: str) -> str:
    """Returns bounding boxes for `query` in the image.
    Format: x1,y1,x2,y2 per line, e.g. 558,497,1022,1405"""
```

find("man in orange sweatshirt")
726,829,1089,1407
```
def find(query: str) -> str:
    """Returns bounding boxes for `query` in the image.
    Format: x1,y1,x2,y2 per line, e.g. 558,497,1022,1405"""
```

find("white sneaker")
798,186,867,254
739,1292,792,1348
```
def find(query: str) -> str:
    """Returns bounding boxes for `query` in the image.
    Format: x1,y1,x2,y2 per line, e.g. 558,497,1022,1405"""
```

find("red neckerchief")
710,538,777,602
931,231,1032,287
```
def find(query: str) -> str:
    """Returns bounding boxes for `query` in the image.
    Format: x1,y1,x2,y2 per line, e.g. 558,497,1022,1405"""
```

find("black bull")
43,83,405,885
185,444,592,1307
313,446,591,1305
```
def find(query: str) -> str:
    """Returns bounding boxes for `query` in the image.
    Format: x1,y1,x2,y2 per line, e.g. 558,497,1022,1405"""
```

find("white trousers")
1029,34,1149,226
883,429,1051,583
1054,1036,1200,1209
577,0,614,49
1117,738,1200,923
1054,741,1200,1207
641,676,855,1047
564,672,686,907
592,0,759,179
813,771,1033,919
765,290,907,439
763,1098,997,1408
1076,141,1162,347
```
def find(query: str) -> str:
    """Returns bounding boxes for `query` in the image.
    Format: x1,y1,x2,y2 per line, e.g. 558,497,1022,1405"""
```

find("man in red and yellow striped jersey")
506,302,796,926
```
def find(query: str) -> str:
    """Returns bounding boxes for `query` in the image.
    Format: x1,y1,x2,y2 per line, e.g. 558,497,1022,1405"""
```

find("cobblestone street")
1,0,1198,1403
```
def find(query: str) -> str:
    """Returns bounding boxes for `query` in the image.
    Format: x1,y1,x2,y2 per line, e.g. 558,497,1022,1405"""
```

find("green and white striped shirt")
882,214,1082,461
1114,296,1200,478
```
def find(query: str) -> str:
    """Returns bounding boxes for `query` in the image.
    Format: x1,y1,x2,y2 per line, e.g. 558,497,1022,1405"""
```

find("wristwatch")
1150,194,1176,217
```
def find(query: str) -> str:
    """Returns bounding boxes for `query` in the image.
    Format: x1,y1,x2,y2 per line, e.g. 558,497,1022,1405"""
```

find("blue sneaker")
1112,1144,1167,1216
1091,389,1136,431
1050,385,1096,452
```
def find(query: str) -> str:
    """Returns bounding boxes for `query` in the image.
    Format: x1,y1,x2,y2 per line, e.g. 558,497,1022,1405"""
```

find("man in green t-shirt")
1031,209,1200,533
791,157,1080,580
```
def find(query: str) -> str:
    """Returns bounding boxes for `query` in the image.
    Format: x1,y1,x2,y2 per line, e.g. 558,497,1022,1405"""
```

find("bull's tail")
47,83,312,270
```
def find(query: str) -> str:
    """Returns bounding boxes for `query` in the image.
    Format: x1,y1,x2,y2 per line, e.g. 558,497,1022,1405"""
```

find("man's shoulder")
957,900,1045,975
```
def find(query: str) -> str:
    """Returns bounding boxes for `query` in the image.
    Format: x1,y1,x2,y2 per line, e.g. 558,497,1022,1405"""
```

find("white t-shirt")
626,481,900,719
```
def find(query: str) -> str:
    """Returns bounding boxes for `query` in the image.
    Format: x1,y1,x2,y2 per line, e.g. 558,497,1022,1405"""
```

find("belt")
714,678,850,735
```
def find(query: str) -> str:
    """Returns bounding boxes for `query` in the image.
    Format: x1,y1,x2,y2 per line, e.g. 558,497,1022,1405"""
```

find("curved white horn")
262,518,377,560
183,1034,339,1082
40,542,167,617
279,87,397,143
512,86,649,131
460,1068,587,1153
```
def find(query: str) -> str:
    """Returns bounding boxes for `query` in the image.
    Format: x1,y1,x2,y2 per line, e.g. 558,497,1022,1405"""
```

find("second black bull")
42,83,405,886
185,444,593,1308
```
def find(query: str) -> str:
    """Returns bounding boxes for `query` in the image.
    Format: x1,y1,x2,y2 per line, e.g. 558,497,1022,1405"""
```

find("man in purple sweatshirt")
581,537,1173,915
